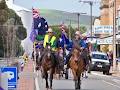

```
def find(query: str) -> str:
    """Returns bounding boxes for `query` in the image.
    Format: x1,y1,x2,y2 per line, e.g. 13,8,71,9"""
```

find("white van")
90,51,110,75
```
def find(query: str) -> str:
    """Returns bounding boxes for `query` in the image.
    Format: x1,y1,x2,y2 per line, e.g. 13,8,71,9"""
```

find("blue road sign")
0,67,17,89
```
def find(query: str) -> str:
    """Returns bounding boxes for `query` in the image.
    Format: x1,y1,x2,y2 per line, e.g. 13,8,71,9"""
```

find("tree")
50,25,87,39
0,0,27,57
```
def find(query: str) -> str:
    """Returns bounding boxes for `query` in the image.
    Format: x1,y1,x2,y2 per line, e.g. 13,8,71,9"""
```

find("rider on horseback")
39,28,58,66
65,31,81,67
80,35,90,70
65,31,89,69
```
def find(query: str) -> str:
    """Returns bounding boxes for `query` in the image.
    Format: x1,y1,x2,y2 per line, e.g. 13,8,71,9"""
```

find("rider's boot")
65,53,72,68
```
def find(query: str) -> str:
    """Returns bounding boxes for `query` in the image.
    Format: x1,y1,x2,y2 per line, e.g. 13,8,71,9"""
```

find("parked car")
89,51,110,75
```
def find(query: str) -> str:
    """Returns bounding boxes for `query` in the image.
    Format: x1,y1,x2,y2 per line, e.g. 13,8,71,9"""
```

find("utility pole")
77,13,80,31
90,2,93,40
113,0,117,71
79,0,100,40
68,20,71,40
73,12,86,31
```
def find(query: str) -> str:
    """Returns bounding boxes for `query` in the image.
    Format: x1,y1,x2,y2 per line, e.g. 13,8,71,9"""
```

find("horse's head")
72,48,80,61
57,47,63,57
46,43,52,50
44,43,52,60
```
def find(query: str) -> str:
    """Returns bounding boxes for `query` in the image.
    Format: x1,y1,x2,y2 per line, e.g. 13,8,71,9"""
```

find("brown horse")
54,47,64,79
35,46,44,71
69,48,85,90
40,43,56,89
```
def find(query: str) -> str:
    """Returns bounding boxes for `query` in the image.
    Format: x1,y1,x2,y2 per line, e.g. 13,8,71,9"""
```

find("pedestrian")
19,56,25,72
108,51,113,66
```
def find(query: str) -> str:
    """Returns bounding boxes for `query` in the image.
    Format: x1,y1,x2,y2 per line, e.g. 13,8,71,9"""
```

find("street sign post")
0,67,17,89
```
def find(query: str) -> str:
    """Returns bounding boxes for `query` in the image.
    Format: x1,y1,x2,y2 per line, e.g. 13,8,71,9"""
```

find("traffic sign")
0,67,18,89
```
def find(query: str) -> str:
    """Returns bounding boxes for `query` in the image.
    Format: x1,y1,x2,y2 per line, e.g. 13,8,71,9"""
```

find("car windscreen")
92,54,108,60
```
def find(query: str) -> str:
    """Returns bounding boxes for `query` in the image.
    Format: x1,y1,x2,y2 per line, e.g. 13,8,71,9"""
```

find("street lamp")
79,0,93,39
72,12,86,31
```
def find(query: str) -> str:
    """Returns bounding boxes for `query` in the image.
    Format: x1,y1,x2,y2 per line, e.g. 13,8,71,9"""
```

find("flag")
29,8,40,42
29,23,38,42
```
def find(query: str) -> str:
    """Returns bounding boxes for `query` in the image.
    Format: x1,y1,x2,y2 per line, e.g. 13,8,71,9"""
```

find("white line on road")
113,79,120,84
102,80,120,89
91,72,111,78
33,62,40,90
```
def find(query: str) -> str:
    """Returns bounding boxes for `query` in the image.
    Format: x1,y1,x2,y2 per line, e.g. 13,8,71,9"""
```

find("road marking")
91,72,111,78
33,62,40,90
102,80,120,89
113,79,120,84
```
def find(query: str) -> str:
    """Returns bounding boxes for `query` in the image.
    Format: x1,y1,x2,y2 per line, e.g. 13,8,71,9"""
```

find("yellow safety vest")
43,34,56,51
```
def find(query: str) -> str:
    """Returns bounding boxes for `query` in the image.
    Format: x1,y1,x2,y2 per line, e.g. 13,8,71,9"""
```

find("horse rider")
80,35,90,70
57,28,69,50
64,30,81,67
57,28,73,64
65,31,89,69
39,28,58,66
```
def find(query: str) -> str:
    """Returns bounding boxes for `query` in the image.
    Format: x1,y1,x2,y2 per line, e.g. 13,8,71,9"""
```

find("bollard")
1,73,8,90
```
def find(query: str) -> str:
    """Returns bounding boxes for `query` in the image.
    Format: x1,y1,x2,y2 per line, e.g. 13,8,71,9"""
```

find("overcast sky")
15,0,101,16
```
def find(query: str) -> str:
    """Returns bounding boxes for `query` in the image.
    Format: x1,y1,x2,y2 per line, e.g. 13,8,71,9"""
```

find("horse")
35,42,44,71
69,48,85,90
82,54,91,78
82,43,92,78
40,43,57,89
54,47,64,79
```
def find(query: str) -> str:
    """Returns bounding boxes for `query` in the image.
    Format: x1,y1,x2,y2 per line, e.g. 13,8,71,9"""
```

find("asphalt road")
37,70,120,90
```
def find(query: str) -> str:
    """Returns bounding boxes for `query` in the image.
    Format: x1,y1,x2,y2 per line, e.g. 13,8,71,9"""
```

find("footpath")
17,59,36,90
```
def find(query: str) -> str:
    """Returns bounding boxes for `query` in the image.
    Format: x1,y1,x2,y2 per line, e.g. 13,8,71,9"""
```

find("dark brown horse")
35,46,44,71
69,48,85,90
40,43,56,89
54,47,64,79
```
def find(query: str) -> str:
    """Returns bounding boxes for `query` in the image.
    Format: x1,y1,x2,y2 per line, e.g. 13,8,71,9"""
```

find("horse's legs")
78,75,81,89
72,70,78,89
49,69,54,89
75,80,78,90
45,72,49,88
84,65,88,78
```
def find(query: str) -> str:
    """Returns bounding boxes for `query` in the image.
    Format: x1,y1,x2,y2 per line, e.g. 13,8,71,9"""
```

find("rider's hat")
75,31,80,35
46,28,53,33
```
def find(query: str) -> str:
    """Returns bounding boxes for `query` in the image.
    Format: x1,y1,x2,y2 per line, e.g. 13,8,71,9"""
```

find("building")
93,0,120,55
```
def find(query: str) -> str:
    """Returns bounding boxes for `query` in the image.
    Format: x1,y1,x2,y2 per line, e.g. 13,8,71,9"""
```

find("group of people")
33,27,91,70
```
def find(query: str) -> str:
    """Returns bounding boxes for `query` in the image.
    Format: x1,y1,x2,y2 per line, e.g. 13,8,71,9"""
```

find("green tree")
0,0,27,57
50,25,87,39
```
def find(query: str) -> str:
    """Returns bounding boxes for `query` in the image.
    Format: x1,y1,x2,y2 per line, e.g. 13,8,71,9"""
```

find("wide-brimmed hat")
46,28,53,33
75,31,80,35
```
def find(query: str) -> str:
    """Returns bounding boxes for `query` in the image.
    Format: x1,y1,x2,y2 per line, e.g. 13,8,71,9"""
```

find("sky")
14,0,101,16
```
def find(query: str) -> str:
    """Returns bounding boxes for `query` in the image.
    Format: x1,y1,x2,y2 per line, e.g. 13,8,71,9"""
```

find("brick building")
94,0,120,55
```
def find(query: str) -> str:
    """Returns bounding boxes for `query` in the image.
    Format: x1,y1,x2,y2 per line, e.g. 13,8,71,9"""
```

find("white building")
6,0,33,55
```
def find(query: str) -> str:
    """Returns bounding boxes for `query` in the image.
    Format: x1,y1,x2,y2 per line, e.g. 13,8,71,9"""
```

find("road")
36,70,120,90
